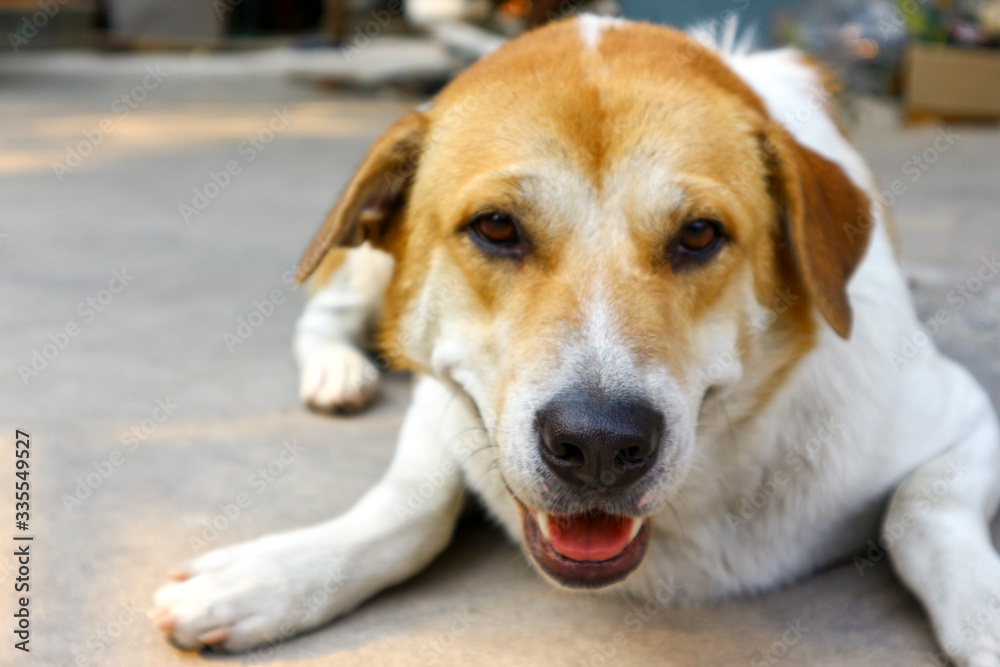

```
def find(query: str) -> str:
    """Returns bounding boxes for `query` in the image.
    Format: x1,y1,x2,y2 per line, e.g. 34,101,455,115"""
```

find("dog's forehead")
421,18,767,191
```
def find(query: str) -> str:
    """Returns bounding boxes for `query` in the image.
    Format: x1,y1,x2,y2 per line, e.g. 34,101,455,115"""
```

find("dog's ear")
296,111,428,284
764,124,872,339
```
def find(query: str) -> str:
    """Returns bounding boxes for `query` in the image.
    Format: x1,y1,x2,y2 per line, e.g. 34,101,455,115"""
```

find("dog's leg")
151,375,470,652
886,363,1000,667
295,243,394,412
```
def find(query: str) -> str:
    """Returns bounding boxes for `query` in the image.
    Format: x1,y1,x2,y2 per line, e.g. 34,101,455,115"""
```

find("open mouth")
522,507,650,589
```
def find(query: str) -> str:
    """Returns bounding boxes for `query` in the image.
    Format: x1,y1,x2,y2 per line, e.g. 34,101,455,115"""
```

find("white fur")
576,13,625,50
153,21,1000,666
294,243,393,411
677,30,1000,666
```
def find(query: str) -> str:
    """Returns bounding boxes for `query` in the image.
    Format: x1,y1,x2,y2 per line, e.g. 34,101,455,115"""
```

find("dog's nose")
536,395,663,490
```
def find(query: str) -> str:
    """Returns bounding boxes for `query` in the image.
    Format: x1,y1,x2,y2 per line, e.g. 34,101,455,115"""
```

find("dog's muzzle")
518,393,663,587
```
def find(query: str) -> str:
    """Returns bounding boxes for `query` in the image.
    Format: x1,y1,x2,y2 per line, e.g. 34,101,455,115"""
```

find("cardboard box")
905,42,1000,121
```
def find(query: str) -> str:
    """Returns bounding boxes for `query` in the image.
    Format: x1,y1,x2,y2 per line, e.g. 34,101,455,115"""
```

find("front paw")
150,532,348,653
934,586,1000,667
299,342,379,413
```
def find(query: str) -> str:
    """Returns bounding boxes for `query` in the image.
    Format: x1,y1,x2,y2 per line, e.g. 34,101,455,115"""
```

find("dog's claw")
168,566,190,581
149,609,177,631
198,627,231,645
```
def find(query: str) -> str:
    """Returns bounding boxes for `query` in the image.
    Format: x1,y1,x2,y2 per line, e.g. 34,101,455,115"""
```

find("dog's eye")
471,213,519,246
679,220,719,251
670,219,725,267
466,212,527,260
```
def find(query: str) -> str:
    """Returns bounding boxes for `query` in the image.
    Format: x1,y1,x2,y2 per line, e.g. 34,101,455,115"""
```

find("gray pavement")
2,50,1000,667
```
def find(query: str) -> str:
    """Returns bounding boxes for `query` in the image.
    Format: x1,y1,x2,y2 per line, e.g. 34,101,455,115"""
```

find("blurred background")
4,0,1000,100
3,1,1000,666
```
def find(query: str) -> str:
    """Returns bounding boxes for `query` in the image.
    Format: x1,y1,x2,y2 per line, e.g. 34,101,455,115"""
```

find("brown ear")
765,124,872,339
296,111,428,284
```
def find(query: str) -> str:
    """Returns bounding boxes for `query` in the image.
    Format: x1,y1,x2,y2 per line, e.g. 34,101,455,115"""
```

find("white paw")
299,342,379,413
150,531,349,653
935,585,1000,667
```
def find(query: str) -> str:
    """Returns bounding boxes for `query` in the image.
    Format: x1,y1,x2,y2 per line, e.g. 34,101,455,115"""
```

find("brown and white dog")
152,16,1000,665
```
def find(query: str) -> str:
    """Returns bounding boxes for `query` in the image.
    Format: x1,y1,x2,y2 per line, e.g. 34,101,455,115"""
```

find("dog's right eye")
466,213,525,258
472,213,519,244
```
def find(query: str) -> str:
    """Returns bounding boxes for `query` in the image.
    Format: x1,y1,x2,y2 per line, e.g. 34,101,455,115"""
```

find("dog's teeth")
536,511,552,541
628,517,643,542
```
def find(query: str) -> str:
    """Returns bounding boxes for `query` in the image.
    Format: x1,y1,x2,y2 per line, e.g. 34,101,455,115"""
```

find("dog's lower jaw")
516,501,651,589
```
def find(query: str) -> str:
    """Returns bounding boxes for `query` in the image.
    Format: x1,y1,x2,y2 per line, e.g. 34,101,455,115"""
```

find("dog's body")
153,17,1000,665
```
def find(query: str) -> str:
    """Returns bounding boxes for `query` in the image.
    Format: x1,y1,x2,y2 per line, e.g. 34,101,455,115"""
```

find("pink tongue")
546,512,634,562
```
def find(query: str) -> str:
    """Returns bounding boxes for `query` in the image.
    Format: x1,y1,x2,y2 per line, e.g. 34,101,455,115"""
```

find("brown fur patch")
296,111,427,284
764,123,872,338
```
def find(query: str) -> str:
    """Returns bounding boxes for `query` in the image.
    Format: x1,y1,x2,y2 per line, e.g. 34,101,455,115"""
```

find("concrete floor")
2,50,1000,667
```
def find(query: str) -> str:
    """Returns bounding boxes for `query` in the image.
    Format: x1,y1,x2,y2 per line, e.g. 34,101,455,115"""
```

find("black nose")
536,394,663,490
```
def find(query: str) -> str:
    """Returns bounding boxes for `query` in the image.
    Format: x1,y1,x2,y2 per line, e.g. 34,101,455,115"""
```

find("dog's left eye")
466,213,525,259
669,219,726,267
471,213,519,245
679,220,719,251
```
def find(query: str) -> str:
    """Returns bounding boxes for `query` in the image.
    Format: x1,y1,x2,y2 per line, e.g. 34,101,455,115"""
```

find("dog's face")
299,19,870,589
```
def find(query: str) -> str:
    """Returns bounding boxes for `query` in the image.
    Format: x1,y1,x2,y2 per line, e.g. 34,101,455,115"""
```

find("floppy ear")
764,124,872,339
296,111,428,284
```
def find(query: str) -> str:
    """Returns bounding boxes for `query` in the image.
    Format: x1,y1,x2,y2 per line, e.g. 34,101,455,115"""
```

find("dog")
151,16,1000,665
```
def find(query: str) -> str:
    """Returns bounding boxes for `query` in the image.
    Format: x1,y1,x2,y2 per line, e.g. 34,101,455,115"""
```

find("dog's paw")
299,342,379,413
949,636,1000,667
948,633,1000,667
934,584,1000,667
150,532,348,653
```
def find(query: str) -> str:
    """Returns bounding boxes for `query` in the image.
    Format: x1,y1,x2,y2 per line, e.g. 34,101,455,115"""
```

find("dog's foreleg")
886,365,1000,667
295,243,393,412
151,375,470,652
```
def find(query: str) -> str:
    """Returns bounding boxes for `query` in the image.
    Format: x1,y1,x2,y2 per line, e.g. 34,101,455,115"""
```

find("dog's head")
298,18,871,589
